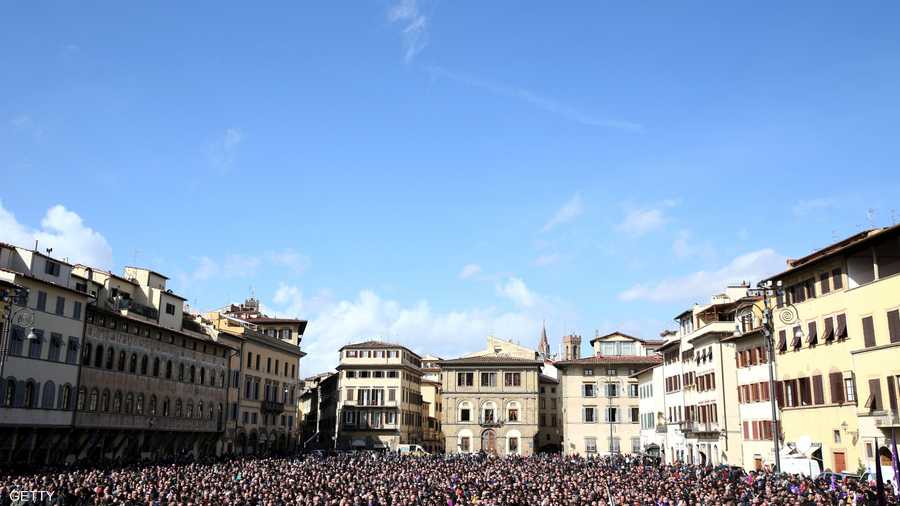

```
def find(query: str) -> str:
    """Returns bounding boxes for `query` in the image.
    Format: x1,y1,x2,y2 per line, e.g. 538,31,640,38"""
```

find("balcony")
681,422,721,436
689,321,736,341
479,416,504,427
874,412,900,428
261,401,285,413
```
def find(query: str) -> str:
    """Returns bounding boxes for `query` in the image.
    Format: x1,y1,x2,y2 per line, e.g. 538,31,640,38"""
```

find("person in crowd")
0,453,896,505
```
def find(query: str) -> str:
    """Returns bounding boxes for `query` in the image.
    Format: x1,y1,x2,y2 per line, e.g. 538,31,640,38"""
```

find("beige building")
634,363,666,458
538,373,562,451
440,350,542,456
205,298,307,454
0,245,91,464
765,224,900,475
71,265,231,461
557,332,661,456
659,286,749,467
335,340,424,451
420,354,443,453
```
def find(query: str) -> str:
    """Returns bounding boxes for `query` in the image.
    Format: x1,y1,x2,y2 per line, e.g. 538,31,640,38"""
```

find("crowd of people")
1,453,897,505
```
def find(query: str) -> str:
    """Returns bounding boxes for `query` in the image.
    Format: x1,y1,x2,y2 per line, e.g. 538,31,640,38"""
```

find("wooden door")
833,451,846,473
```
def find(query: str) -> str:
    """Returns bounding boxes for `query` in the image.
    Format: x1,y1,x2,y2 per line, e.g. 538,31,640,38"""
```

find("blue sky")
2,1,899,373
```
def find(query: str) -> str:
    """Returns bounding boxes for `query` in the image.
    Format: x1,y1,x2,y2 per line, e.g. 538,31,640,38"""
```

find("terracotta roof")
555,354,662,367
629,363,660,378
439,354,543,366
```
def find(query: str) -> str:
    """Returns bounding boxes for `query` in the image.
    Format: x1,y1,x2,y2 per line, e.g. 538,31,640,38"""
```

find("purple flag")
892,429,900,489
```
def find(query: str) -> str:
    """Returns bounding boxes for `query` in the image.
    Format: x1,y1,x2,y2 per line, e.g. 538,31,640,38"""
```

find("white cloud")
0,201,113,268
269,249,310,275
792,198,832,217
272,283,305,317
426,66,643,132
388,0,429,63
672,229,716,260
277,289,545,375
495,277,537,308
534,253,561,267
618,248,785,303
616,200,680,238
458,263,481,279
209,128,243,170
9,115,44,139
190,256,219,281
187,253,261,281
542,193,584,232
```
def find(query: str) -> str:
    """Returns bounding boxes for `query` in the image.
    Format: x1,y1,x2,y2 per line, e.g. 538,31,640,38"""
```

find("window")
48,333,62,361
459,404,471,422
585,437,597,454
583,406,596,423
600,342,617,355
44,260,61,276
888,309,900,344
606,383,619,397
845,378,856,403
582,383,596,397
862,316,876,348
605,407,618,423
66,337,79,364
504,372,521,387
73,301,82,320
832,268,843,289
481,403,496,423
630,406,640,423
632,438,641,453
36,291,47,311
833,430,841,444
460,437,470,452
507,403,519,422
607,368,617,376
457,372,474,386
165,303,175,315
820,272,831,294
55,296,65,316
608,437,621,453
628,384,639,398
508,437,519,454
29,330,43,358
480,372,496,387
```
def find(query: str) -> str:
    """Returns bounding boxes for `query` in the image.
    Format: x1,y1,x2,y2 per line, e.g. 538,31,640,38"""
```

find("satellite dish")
796,436,812,454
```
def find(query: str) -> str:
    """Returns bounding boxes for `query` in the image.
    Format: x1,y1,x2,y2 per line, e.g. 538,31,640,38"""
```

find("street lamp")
733,280,803,474
1,285,34,377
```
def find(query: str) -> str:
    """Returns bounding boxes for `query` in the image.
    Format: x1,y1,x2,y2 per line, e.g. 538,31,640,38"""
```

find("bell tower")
562,334,581,361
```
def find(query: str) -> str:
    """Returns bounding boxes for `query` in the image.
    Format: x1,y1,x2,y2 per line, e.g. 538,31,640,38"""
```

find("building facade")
298,371,338,450
557,332,661,456
634,363,666,458
766,224,900,475
0,245,91,464
538,373,562,452
335,341,424,451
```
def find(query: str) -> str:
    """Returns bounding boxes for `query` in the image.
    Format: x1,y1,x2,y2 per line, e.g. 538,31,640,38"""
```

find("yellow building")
765,224,900,475
335,340,425,451
205,298,307,454
420,354,444,453
557,332,662,456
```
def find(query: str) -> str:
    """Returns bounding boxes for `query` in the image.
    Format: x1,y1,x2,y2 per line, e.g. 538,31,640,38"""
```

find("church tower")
562,334,581,361
537,322,551,359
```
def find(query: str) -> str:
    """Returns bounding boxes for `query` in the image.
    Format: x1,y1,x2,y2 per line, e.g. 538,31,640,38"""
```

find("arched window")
178,363,185,381
118,351,126,371
200,368,206,385
506,401,521,423
41,381,56,409
190,365,196,383
129,353,138,373
175,398,182,417
136,394,144,415
76,387,86,411
100,389,110,412
481,401,497,423
124,393,134,414
94,345,104,368
153,357,160,377
88,388,99,411
148,395,157,416
198,401,204,419
105,347,114,369
24,380,36,408
3,377,16,407
57,383,69,409
165,360,172,379
112,391,122,413
458,401,473,423
82,342,92,366
162,397,169,417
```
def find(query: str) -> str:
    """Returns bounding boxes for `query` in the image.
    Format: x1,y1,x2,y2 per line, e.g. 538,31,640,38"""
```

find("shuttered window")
812,375,824,405
867,379,883,411
823,317,835,343
862,316,876,348
778,330,787,352
829,372,845,404
832,268,843,289
887,376,897,412
819,272,831,294
836,314,848,340
791,326,802,350
888,310,900,343
808,321,818,346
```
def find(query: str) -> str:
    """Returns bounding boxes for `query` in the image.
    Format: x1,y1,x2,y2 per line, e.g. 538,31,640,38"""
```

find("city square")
3,1,900,504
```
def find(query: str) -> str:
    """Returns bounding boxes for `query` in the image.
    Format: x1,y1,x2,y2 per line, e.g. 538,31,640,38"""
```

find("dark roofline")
629,363,660,379
589,331,653,346
0,268,93,298
438,355,543,366
339,340,420,358
555,354,662,367
125,266,170,280
763,224,900,282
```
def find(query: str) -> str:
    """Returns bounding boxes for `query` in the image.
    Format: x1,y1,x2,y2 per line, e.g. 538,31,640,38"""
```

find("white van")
397,444,430,455
860,465,896,486
780,457,821,478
